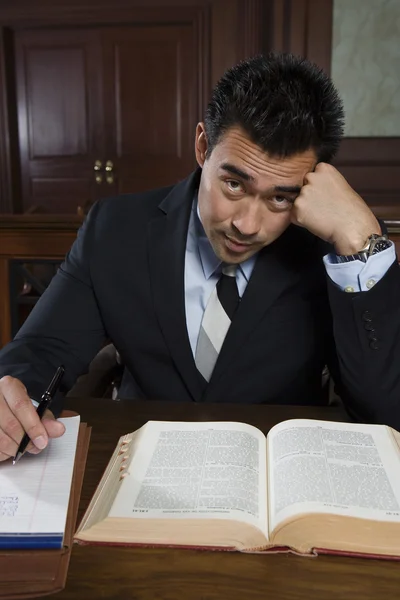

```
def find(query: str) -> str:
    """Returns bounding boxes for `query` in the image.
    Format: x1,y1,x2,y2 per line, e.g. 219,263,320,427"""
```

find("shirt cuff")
323,243,396,292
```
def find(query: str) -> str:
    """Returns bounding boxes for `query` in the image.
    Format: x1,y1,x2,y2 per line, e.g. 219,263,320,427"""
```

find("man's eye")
271,195,293,207
226,180,243,192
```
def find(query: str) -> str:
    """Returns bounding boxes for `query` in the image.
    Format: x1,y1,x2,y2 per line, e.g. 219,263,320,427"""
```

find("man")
0,52,399,462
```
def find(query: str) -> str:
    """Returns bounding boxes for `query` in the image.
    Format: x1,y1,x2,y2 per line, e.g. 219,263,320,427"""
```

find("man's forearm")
326,260,400,429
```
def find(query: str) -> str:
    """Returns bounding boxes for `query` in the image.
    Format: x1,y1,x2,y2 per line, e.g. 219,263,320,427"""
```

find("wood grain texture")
101,21,202,195
0,257,10,346
15,27,104,213
57,397,400,600
0,28,13,213
0,215,80,346
0,215,80,256
1,0,399,217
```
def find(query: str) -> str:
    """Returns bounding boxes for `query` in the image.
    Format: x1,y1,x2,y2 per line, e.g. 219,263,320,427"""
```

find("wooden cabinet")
15,23,200,212
0,215,81,347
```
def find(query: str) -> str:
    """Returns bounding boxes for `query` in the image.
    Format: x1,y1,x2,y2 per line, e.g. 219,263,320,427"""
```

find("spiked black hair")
204,53,345,162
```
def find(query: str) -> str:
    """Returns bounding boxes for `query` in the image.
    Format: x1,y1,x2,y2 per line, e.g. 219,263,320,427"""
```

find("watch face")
372,240,391,254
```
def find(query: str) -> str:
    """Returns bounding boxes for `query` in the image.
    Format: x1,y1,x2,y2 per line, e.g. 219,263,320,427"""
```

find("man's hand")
0,375,65,462
291,162,381,255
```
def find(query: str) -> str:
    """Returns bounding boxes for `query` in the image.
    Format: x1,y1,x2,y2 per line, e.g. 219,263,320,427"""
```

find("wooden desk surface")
55,398,399,600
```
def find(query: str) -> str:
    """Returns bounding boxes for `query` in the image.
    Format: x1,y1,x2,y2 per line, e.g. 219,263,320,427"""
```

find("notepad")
0,416,80,549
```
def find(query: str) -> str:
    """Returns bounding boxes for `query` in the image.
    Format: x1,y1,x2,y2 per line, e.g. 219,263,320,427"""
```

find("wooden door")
7,0,264,215
15,29,105,213
15,22,201,211
100,25,199,195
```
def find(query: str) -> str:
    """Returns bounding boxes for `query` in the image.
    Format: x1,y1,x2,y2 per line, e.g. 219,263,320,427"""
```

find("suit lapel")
204,227,303,399
148,169,206,401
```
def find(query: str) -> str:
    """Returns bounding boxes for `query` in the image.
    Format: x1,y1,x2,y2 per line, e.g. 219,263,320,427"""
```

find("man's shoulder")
81,183,178,243
72,183,178,253
96,183,176,219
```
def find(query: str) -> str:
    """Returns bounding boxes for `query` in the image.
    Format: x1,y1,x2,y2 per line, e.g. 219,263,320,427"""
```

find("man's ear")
195,122,208,167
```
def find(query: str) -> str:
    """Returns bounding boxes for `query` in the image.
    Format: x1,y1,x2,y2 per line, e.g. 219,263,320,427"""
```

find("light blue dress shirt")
184,199,396,356
323,246,395,292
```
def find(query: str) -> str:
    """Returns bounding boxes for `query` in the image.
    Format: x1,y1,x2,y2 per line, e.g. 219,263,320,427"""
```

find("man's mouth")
224,235,254,253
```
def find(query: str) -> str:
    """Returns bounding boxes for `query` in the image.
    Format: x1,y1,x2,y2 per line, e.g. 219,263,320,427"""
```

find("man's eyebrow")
274,185,302,194
220,163,255,181
220,164,302,195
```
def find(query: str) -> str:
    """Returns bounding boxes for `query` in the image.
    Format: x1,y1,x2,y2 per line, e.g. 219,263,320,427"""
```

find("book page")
267,419,400,534
109,420,268,535
0,416,80,544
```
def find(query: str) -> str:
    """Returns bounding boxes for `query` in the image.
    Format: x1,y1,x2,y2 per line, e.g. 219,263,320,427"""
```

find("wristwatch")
335,233,392,263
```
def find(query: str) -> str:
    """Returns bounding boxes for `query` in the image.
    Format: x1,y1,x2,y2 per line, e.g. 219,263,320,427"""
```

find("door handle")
94,160,103,184
105,160,114,184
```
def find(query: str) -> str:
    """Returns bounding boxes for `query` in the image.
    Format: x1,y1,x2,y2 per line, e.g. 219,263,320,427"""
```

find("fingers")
0,376,49,461
0,378,27,460
42,409,66,439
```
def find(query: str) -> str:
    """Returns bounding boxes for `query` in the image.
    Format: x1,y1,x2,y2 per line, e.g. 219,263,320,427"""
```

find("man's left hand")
291,162,381,255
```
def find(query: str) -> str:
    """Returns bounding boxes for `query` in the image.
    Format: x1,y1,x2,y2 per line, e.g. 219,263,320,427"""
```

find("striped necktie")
195,264,240,382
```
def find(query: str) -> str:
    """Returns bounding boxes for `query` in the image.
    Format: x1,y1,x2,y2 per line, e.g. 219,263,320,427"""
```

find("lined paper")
0,416,80,545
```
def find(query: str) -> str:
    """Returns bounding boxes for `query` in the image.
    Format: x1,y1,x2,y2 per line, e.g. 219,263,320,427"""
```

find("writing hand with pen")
0,366,66,463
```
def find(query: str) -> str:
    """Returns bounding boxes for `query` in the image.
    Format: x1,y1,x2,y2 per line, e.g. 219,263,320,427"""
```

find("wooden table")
43,397,400,600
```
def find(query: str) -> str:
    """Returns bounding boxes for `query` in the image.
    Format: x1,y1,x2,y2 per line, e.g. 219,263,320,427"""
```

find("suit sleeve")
0,201,108,416
326,259,400,429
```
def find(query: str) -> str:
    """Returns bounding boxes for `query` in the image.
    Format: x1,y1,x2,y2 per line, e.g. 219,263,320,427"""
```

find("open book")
74,418,400,558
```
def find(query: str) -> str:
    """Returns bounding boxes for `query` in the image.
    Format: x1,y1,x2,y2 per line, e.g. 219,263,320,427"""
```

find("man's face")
195,125,317,264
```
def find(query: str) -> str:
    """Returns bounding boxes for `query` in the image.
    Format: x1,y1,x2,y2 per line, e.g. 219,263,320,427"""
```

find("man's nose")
232,206,261,238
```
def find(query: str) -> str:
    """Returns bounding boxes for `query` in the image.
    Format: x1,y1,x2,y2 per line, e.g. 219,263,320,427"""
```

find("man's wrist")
333,235,392,264
333,229,382,256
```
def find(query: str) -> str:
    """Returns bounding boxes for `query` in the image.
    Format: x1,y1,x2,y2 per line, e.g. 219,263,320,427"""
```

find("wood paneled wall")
0,0,398,218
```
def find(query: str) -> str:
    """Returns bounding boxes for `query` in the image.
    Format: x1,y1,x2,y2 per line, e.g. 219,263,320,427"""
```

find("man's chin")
214,243,257,265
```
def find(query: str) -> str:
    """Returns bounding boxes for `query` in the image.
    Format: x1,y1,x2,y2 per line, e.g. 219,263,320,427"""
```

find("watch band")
335,234,391,264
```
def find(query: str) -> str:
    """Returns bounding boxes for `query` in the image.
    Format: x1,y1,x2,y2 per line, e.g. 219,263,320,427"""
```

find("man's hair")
204,53,345,163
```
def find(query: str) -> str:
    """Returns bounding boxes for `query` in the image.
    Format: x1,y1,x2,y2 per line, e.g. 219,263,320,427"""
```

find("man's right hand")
0,375,66,462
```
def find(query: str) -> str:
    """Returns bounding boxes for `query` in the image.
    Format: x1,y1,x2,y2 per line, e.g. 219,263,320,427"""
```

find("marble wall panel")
331,0,400,136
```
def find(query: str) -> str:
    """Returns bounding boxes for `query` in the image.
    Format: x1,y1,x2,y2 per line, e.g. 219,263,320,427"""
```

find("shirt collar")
193,195,257,281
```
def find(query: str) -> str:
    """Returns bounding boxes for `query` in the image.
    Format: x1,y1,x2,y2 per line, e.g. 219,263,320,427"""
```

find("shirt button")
366,279,376,289
344,286,355,293
370,340,379,350
362,311,373,321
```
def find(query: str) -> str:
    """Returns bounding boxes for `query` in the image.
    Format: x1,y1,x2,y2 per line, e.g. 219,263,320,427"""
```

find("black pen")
13,365,65,465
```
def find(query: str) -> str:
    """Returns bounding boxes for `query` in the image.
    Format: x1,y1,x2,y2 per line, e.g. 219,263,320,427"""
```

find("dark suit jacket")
1,169,400,427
